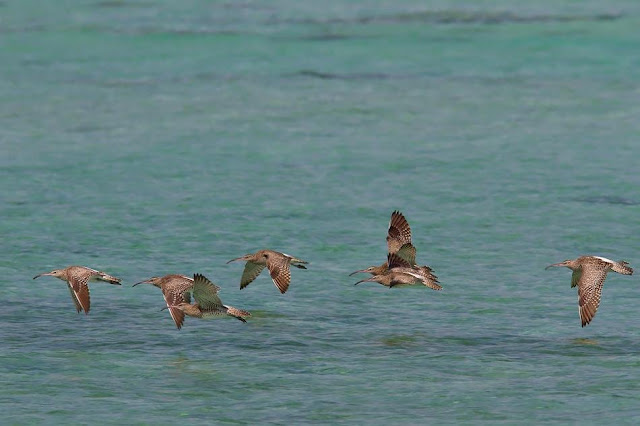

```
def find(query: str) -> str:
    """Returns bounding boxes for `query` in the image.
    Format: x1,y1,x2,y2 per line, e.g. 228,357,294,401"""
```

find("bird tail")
423,279,443,291
291,258,308,269
227,306,251,322
612,261,633,275
97,272,121,285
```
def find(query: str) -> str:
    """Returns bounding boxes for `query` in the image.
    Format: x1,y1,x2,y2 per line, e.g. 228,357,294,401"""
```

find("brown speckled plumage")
173,273,251,323
227,250,307,294
350,211,440,288
354,253,442,290
133,274,194,329
387,210,413,259
546,256,633,327
33,265,121,314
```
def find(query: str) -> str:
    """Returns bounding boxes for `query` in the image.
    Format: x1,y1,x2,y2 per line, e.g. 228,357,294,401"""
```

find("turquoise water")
2,1,640,424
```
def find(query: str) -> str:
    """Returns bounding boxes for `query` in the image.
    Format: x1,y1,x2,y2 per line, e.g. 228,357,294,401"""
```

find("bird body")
173,274,251,323
133,274,194,329
546,255,633,327
33,265,121,314
227,249,307,294
354,253,442,290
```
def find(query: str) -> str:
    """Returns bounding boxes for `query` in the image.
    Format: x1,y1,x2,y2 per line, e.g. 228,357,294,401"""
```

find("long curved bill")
545,263,564,270
349,269,369,276
33,272,53,279
132,279,151,287
354,278,374,286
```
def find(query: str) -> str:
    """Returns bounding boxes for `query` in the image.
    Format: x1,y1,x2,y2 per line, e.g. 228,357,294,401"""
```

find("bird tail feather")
613,261,633,275
227,306,251,319
97,273,121,285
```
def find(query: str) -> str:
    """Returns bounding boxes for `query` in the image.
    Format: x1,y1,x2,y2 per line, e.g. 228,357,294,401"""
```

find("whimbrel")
546,255,633,327
33,266,121,314
172,273,251,324
354,253,442,290
133,274,194,329
350,210,418,276
226,249,308,294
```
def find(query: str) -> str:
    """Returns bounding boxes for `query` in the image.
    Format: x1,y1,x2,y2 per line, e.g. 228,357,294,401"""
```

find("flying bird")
546,255,633,327
227,249,308,294
133,274,195,329
350,211,439,288
33,266,121,314
354,253,441,290
171,273,251,324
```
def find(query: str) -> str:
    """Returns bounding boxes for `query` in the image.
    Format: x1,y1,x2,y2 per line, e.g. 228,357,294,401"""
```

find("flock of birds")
33,211,634,329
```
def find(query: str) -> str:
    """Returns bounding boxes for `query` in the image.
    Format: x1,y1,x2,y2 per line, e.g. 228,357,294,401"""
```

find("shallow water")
2,0,640,424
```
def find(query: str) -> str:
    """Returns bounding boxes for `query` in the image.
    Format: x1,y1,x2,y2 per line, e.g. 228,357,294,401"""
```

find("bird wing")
576,267,608,327
266,256,291,294
192,274,223,310
169,276,193,304
395,243,417,266
67,271,91,314
161,287,186,330
387,210,412,254
387,252,412,269
66,282,83,313
240,262,266,289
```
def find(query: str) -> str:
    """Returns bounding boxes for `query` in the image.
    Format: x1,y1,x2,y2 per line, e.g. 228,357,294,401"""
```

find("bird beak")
545,263,564,270
349,269,368,276
133,279,151,287
33,272,52,279
226,256,248,264
354,277,374,286
160,306,169,311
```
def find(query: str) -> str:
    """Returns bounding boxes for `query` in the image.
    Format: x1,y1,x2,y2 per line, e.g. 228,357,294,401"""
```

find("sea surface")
2,1,640,424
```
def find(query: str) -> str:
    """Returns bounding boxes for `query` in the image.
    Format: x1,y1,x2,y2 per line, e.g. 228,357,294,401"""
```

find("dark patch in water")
278,10,622,26
99,78,158,87
94,0,153,8
293,70,414,80
298,34,357,41
380,334,419,347
67,123,115,133
376,11,622,25
576,196,639,206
